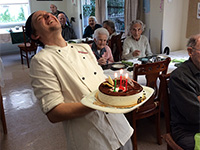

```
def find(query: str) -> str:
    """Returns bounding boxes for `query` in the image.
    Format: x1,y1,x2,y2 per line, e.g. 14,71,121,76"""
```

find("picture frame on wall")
197,2,200,19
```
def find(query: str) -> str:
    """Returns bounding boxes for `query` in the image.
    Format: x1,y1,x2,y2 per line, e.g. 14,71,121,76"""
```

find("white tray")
81,86,154,113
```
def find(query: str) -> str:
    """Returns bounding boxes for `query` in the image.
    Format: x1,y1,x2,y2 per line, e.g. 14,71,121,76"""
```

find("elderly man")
122,20,152,60
103,20,117,40
50,4,71,26
58,13,77,41
25,11,133,150
169,34,200,150
83,16,102,38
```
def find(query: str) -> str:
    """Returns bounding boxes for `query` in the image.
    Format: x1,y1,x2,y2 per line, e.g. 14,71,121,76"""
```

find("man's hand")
132,50,140,57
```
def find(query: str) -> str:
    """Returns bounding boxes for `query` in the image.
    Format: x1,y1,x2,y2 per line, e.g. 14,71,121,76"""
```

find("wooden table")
103,50,189,85
0,27,24,44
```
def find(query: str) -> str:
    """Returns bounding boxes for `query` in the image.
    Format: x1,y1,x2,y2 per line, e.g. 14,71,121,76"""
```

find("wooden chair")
0,87,7,134
109,33,124,62
125,57,171,150
159,74,184,150
18,26,37,68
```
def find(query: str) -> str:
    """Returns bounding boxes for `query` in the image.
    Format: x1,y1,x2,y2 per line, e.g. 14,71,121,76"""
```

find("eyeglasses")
192,47,200,51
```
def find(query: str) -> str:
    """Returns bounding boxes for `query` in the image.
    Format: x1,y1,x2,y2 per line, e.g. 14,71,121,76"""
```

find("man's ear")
31,34,40,41
187,47,193,56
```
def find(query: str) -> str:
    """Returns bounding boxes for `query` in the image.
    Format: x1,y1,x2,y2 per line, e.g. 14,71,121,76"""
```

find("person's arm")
122,38,135,60
144,37,153,56
46,102,94,123
83,26,90,38
105,45,114,63
169,72,200,124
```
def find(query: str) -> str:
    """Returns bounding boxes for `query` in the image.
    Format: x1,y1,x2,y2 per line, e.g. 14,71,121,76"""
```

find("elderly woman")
103,20,117,40
83,16,102,38
90,28,114,66
122,20,152,60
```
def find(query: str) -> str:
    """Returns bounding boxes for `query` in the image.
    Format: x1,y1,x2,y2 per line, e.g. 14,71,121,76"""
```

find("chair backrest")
109,32,124,62
159,73,171,133
133,57,171,98
22,26,37,49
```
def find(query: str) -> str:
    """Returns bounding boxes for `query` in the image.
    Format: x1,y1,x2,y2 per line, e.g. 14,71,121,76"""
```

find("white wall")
162,0,188,51
29,0,82,38
148,0,164,54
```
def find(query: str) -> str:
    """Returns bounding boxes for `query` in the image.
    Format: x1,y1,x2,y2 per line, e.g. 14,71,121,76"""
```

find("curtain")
124,0,138,35
95,0,107,24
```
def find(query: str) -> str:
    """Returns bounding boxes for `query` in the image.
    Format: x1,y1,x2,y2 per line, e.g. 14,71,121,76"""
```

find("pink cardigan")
89,44,114,64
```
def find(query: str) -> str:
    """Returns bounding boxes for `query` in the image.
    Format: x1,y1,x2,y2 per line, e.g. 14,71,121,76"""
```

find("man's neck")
42,34,67,47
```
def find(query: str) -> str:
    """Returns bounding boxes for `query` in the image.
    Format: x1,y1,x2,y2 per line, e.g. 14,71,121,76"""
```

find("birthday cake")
97,76,145,107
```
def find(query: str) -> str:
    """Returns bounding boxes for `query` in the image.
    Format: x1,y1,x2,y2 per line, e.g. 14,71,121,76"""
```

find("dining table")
0,27,25,44
103,49,189,85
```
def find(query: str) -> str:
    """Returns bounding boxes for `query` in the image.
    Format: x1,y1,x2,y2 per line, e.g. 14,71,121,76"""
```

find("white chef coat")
30,43,133,150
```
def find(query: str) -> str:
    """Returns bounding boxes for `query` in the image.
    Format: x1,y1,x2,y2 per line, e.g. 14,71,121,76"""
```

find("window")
0,0,30,28
81,0,124,33
82,0,95,31
107,0,125,32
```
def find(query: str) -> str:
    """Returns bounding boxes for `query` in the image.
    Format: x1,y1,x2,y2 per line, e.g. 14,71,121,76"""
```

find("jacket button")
58,49,61,52
94,72,97,75
83,57,85,59
82,77,85,80
71,46,73,48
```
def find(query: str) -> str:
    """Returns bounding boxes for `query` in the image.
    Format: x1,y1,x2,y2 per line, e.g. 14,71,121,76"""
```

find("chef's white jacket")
30,43,133,150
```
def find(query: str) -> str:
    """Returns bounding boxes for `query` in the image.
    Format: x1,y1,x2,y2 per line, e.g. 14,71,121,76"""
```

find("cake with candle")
97,76,145,107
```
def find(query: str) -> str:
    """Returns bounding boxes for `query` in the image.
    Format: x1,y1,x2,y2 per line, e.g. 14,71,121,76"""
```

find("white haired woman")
90,28,114,66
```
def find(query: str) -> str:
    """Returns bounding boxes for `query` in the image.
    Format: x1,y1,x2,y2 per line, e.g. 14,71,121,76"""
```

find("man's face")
188,38,200,70
130,23,143,41
94,34,108,50
103,24,112,35
58,14,66,27
31,11,61,40
50,5,57,14
89,18,96,28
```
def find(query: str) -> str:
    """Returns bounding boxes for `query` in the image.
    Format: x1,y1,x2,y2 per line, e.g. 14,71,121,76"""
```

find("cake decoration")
95,69,147,108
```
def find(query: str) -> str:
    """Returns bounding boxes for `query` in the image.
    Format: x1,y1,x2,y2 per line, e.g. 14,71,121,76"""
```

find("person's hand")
198,96,200,103
132,50,140,57
98,57,107,66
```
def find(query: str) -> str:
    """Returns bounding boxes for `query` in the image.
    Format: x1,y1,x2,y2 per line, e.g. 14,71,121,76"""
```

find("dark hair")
25,12,44,47
25,12,35,39
187,34,200,48
103,20,116,33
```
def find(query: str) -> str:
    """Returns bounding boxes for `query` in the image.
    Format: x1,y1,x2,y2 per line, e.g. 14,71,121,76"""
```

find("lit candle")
125,73,128,91
114,73,117,92
119,69,123,89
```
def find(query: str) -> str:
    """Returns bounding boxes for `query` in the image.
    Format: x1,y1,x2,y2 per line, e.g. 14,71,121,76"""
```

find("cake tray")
81,86,154,114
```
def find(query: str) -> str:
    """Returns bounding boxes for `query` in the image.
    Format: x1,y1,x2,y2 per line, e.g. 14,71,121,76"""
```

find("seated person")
169,34,200,150
122,20,152,60
50,4,71,26
103,20,117,40
83,16,102,38
58,13,77,41
90,28,114,66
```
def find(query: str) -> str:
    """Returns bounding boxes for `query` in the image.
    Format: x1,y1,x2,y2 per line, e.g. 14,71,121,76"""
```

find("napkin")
195,133,200,150
121,60,133,66
171,59,186,63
